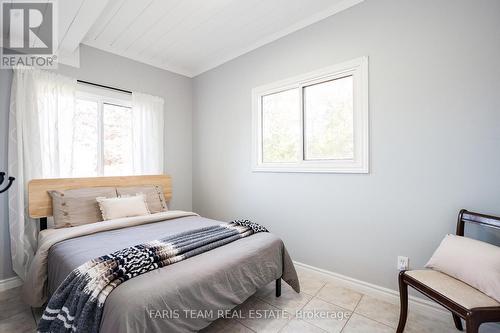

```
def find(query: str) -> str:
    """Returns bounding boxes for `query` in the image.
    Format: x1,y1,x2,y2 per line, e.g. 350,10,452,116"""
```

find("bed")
22,175,300,332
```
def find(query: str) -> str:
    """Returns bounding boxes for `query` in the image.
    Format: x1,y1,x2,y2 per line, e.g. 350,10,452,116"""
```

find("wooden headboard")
28,175,172,218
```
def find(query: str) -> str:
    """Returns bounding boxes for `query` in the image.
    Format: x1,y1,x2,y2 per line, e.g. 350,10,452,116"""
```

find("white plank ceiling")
60,0,364,77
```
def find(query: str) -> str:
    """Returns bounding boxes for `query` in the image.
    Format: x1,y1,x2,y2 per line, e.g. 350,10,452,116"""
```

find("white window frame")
252,57,369,173
75,84,132,176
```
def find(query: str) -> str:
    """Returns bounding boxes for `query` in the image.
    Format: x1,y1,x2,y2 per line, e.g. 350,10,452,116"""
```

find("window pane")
72,99,99,176
262,88,300,163
103,103,133,176
304,76,354,160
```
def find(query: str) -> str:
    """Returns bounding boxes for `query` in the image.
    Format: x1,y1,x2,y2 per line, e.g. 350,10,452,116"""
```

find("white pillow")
96,194,150,220
425,234,500,302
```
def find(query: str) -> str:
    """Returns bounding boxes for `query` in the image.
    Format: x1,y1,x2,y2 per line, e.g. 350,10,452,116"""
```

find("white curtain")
8,67,76,279
131,92,165,174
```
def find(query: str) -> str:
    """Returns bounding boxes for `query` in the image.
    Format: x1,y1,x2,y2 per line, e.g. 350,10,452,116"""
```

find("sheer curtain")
8,70,164,279
8,67,76,279
131,92,165,174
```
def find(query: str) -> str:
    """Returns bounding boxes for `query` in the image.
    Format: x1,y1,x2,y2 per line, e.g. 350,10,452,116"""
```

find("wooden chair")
396,209,500,333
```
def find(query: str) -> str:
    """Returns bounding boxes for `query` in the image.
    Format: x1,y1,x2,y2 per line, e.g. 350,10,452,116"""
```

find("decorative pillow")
49,187,117,228
116,185,168,213
425,234,500,302
96,194,150,221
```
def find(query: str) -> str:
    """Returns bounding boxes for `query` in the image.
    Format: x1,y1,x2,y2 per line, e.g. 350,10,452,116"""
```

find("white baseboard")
293,261,449,319
0,276,22,292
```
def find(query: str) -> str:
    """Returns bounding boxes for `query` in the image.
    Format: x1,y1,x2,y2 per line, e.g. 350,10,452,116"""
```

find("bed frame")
28,175,172,230
27,174,283,298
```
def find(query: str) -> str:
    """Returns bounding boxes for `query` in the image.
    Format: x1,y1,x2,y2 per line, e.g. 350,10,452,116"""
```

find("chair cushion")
405,270,500,309
425,234,500,302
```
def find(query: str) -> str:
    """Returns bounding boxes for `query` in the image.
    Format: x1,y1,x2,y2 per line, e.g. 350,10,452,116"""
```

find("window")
73,85,133,177
252,57,368,173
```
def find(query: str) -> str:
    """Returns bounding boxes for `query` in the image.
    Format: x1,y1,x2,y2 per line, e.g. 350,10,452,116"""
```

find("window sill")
252,163,369,174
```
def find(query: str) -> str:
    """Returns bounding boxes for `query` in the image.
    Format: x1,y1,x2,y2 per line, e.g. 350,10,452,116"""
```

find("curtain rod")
77,80,132,95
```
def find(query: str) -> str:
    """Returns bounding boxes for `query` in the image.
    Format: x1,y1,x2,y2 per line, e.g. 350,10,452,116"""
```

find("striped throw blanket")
38,220,268,333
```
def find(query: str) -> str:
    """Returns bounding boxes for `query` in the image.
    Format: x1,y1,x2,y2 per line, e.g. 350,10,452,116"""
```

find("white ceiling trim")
190,0,365,77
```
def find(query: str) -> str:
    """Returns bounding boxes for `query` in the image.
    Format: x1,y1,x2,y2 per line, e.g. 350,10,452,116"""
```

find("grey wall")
0,45,193,279
192,0,500,291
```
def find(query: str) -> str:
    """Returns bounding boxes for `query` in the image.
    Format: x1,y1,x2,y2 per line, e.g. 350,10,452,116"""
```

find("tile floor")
0,267,499,333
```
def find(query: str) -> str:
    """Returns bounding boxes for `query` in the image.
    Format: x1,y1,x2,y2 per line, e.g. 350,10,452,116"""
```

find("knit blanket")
38,220,268,333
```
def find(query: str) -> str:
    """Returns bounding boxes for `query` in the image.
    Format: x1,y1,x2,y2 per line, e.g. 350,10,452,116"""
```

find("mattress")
44,214,298,332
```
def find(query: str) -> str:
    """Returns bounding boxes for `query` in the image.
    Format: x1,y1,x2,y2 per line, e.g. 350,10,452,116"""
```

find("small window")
252,57,368,173
73,85,133,177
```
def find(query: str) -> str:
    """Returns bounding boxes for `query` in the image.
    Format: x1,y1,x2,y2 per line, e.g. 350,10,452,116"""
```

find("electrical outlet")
397,256,409,271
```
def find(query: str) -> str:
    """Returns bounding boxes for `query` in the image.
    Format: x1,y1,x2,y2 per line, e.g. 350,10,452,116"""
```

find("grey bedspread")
47,215,299,332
